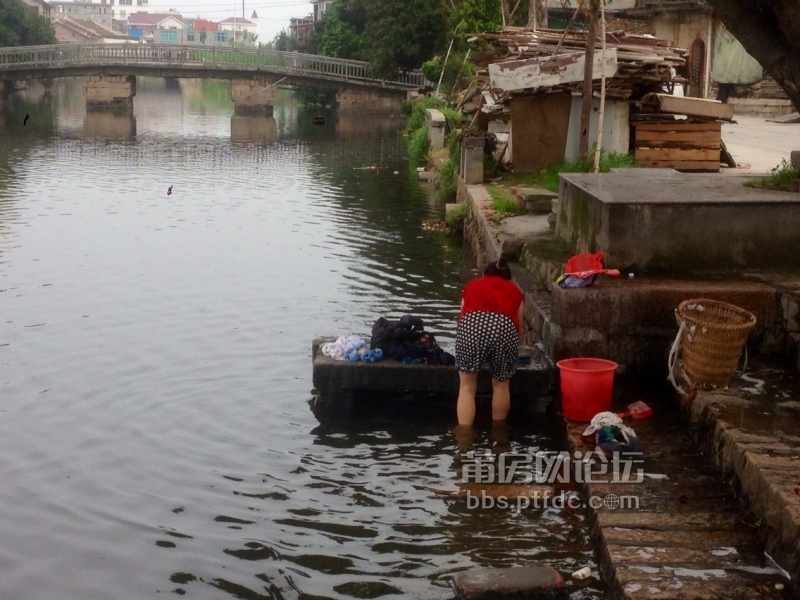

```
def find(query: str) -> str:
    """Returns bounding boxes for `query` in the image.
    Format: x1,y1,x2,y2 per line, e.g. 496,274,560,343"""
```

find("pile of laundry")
582,411,644,456
320,336,384,363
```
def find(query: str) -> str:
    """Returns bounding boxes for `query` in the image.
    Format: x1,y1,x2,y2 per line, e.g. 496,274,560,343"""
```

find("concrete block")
425,108,446,151
557,171,800,271
791,179,800,193
512,187,558,214
461,137,484,185
452,565,565,600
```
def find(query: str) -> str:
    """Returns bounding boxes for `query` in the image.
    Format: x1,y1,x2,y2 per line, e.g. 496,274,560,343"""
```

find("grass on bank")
486,185,518,214
745,159,800,191
499,150,637,192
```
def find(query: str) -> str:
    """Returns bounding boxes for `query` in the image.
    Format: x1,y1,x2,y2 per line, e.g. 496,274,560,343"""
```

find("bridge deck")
0,43,425,90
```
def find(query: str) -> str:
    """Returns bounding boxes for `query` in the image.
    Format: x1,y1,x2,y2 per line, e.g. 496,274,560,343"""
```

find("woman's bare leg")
491,378,511,421
456,371,479,426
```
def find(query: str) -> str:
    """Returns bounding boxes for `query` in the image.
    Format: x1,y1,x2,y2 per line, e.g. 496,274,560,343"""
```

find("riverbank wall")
455,172,800,591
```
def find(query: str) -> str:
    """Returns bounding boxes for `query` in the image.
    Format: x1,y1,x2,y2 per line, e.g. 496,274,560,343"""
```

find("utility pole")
577,0,599,161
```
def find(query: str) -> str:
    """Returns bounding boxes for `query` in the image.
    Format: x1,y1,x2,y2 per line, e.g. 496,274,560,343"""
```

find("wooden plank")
634,121,722,133
635,148,720,162
635,129,722,144
635,140,721,150
635,160,721,171
488,48,618,92
643,93,735,121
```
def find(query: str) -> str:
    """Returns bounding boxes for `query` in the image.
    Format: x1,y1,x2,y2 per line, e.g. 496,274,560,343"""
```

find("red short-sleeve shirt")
459,275,524,331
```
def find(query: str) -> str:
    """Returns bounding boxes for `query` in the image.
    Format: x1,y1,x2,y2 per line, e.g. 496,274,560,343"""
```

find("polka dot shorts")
455,311,519,380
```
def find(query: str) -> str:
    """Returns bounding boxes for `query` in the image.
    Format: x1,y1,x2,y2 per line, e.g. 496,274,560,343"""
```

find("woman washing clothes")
454,257,524,427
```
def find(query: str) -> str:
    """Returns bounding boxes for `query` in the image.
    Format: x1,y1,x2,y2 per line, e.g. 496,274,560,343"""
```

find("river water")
0,78,604,599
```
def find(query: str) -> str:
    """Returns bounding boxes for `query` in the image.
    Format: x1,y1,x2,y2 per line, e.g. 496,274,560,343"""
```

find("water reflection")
0,77,608,600
231,115,278,143
84,111,137,139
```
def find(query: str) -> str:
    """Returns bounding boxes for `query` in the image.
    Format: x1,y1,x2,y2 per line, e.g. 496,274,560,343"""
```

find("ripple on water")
0,87,606,600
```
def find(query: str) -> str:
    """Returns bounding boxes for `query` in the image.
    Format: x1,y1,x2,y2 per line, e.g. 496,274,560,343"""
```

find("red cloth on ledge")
459,275,524,332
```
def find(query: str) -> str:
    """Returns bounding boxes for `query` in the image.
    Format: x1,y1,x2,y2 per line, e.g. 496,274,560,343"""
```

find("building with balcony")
289,14,314,39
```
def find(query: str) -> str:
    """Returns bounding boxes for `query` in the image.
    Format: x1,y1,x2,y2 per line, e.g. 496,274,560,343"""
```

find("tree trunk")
527,0,547,29
707,0,800,113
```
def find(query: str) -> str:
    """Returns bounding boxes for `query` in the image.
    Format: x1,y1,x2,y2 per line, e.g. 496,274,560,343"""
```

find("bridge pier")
83,74,136,112
230,76,277,116
335,88,406,114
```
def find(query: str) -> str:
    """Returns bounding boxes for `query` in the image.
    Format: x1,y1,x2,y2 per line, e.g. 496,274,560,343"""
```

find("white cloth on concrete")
321,336,367,360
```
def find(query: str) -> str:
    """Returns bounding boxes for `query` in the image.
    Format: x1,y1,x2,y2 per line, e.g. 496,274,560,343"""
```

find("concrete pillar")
335,87,403,114
791,150,800,171
230,76,276,116
425,108,446,151
460,136,485,185
83,74,136,112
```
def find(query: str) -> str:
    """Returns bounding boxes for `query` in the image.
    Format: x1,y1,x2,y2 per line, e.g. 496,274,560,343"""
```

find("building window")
120,10,125,17
160,29,177,42
186,31,195,42
213,31,227,43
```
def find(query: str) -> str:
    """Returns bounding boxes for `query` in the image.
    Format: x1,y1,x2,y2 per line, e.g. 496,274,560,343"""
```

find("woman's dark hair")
484,257,512,280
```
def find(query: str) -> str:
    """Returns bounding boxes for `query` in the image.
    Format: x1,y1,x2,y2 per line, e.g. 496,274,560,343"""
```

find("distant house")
53,14,135,43
50,1,113,26
289,14,314,40
311,0,334,22
127,12,186,42
21,0,52,20
218,14,258,46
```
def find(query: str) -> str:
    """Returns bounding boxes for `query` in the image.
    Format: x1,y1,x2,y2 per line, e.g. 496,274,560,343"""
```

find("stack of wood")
631,93,735,172
468,27,688,100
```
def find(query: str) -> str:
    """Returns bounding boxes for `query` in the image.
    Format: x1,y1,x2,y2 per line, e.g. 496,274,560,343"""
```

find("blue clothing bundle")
344,346,384,363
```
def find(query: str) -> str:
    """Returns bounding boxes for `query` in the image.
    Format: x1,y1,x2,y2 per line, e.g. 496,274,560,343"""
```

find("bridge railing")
0,43,426,88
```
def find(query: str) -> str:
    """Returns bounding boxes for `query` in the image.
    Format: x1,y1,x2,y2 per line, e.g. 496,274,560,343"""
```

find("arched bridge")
0,43,426,114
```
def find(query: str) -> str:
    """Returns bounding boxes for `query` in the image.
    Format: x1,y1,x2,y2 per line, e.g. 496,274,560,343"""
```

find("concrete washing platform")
310,338,554,412
557,170,800,272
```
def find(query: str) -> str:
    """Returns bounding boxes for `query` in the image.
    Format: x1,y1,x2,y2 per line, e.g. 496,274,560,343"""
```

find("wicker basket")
676,298,757,388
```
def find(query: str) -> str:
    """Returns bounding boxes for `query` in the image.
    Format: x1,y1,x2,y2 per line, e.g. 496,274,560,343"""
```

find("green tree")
0,0,57,46
363,0,447,77
316,0,368,60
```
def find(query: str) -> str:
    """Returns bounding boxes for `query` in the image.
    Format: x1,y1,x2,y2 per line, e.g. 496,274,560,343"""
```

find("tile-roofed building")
53,14,135,43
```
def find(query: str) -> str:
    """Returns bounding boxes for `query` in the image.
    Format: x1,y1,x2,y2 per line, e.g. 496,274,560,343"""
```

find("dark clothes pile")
370,315,456,366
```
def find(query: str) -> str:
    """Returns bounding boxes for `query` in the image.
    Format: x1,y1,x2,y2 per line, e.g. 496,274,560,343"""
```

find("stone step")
512,186,559,214
451,565,566,600
561,378,797,600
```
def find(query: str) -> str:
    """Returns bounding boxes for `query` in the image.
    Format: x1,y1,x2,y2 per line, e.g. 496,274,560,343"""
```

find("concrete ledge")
551,279,778,333
312,338,553,405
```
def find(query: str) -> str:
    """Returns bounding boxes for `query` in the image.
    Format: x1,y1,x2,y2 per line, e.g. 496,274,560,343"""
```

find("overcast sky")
149,0,313,43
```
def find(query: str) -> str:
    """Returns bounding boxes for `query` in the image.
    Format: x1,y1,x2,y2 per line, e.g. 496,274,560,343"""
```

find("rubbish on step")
572,567,592,580
618,401,653,419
